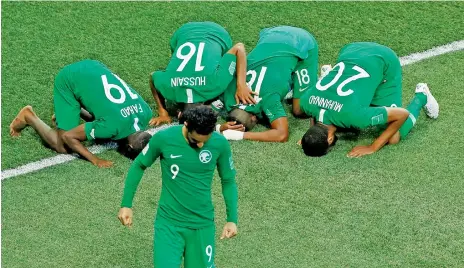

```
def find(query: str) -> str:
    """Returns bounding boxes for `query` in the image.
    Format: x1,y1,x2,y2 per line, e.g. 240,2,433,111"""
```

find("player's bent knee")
277,132,289,143
389,132,401,145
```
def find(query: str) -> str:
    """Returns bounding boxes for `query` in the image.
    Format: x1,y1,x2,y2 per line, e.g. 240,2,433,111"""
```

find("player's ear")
184,121,188,127
327,134,334,145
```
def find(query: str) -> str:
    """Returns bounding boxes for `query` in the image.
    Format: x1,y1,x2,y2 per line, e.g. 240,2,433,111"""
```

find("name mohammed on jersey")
308,95,344,112
171,76,206,87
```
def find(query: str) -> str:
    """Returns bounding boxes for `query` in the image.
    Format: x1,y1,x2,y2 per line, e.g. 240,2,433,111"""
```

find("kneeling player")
294,42,439,157
9,60,153,167
149,21,251,126
118,106,238,268
218,26,319,142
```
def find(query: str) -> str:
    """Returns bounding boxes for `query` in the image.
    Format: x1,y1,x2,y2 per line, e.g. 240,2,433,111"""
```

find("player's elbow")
292,107,306,118
235,42,245,51
275,130,289,143
61,131,73,145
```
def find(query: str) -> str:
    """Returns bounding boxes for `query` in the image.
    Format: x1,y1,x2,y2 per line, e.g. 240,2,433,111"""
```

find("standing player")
295,42,439,157
9,59,153,167
218,26,319,142
118,106,238,268
149,21,251,126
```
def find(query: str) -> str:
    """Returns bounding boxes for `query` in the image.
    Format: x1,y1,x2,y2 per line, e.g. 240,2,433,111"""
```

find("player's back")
249,26,316,62
306,42,397,111
166,22,233,76
60,60,152,136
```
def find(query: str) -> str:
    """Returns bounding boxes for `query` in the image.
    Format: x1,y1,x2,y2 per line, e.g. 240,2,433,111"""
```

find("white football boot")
415,83,439,119
320,64,332,79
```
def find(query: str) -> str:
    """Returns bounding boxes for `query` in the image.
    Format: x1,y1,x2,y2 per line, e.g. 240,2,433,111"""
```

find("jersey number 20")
316,62,370,97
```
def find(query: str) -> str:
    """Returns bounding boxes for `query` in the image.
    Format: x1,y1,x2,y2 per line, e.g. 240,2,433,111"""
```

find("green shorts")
154,217,216,268
53,67,81,131
154,53,236,104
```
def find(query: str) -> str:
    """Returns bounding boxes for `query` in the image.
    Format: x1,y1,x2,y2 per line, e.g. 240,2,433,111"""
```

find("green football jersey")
53,60,152,140
125,125,237,228
221,26,318,123
152,22,236,104
299,42,402,129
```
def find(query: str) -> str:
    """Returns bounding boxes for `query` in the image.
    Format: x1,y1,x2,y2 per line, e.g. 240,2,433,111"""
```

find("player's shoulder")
208,131,230,147
152,124,182,139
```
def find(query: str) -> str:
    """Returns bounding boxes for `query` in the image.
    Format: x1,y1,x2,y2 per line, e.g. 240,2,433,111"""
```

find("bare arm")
61,124,112,167
292,98,308,118
243,117,289,142
149,73,171,126
348,107,409,157
228,43,256,105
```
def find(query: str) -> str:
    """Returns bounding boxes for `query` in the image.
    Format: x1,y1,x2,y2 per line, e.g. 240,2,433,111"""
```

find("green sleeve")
349,107,388,129
260,93,287,123
217,138,238,224
120,133,162,208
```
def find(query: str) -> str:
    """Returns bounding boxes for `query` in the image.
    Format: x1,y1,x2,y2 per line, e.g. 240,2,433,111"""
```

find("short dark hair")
179,103,203,113
181,105,217,135
301,124,336,157
227,108,257,131
118,131,152,160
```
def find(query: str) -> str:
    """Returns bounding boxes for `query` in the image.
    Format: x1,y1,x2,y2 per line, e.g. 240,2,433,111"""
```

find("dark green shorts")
154,218,216,268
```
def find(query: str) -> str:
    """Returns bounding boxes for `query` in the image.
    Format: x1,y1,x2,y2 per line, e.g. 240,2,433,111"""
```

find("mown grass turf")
2,2,464,268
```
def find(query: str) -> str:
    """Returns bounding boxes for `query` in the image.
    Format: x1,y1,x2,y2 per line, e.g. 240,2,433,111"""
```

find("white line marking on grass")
400,40,464,66
1,124,176,180
2,40,464,180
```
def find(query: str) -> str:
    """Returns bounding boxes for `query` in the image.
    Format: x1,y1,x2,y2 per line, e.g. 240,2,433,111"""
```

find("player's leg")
184,225,216,268
292,47,319,116
399,83,439,139
153,218,185,268
9,106,69,153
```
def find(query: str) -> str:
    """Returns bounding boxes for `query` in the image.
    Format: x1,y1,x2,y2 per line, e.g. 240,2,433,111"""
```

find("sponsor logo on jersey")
228,62,236,75
199,150,212,164
170,154,182,158
298,86,310,92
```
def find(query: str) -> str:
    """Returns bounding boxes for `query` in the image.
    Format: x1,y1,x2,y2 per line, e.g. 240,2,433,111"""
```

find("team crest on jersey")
199,150,212,164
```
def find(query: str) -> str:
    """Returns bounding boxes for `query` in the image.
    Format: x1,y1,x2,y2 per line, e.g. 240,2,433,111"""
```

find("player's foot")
320,65,332,78
9,105,35,137
415,83,439,119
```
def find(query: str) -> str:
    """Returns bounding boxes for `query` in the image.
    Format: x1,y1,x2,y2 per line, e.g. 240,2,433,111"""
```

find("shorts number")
101,74,139,104
246,66,267,103
205,245,213,262
295,68,310,86
170,164,179,179
176,42,205,72
316,62,370,97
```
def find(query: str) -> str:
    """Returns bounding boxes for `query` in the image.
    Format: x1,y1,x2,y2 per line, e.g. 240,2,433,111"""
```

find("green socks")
399,93,427,139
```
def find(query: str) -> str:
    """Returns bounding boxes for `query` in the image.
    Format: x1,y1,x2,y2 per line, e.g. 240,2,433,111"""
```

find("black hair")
118,131,152,160
227,108,257,131
180,105,217,135
301,124,338,157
